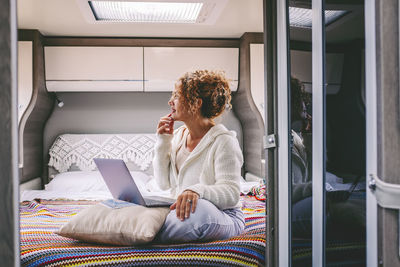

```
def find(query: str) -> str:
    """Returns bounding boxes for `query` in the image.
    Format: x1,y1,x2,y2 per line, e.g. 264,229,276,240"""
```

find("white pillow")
45,171,152,192
56,201,169,245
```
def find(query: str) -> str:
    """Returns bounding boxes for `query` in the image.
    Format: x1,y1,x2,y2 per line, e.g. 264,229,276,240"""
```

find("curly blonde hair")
173,70,232,119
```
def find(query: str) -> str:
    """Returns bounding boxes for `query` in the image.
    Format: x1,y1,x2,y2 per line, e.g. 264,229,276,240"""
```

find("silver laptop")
93,158,174,207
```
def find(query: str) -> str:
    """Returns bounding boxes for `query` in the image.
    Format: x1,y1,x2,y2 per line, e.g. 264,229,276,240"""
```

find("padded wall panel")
234,33,264,178
19,30,55,183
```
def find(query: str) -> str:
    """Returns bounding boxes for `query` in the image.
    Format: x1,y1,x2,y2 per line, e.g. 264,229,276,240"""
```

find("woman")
290,77,365,241
153,70,245,243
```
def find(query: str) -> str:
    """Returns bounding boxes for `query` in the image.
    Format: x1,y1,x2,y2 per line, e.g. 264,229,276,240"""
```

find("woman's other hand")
157,113,174,135
170,190,200,221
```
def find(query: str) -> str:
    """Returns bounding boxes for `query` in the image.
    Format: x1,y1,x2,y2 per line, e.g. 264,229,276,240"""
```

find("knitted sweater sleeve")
186,136,243,210
153,133,174,190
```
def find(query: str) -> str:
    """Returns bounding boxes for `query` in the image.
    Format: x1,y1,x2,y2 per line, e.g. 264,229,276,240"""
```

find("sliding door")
274,1,319,266
275,0,322,266
271,0,400,265
273,0,367,266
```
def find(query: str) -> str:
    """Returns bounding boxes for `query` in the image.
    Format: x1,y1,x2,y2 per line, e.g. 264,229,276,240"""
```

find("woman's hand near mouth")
157,113,174,135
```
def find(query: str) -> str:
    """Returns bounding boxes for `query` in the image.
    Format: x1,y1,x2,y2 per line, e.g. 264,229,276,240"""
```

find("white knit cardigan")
153,124,243,210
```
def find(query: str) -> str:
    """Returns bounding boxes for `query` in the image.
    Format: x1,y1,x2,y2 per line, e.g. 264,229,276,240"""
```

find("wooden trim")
240,32,264,44
18,29,55,184
232,32,264,177
0,0,19,264
43,37,240,48
376,0,400,266
18,29,40,42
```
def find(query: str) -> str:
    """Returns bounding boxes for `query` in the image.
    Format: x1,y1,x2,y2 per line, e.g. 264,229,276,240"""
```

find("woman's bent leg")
156,199,244,243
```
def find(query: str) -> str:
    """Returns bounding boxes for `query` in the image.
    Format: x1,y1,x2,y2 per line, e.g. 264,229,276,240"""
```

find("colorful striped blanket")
20,196,266,267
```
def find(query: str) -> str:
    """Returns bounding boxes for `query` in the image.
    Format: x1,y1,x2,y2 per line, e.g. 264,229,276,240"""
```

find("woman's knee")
189,199,218,221
157,199,226,242
162,200,216,228
166,199,216,225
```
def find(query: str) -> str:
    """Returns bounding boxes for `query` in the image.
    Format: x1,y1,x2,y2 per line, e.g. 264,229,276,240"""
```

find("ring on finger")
187,199,192,204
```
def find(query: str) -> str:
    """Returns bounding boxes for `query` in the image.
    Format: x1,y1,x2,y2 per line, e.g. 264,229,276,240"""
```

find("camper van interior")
6,0,373,266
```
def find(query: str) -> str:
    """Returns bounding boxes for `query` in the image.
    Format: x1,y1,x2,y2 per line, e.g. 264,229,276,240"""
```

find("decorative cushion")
56,200,169,245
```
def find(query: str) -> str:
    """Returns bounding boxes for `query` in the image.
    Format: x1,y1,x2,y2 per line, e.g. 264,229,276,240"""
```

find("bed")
20,132,364,266
20,196,265,266
20,133,266,267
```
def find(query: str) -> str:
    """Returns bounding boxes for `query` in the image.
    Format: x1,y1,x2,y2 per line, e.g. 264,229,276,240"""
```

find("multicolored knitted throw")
20,196,266,267
249,184,266,202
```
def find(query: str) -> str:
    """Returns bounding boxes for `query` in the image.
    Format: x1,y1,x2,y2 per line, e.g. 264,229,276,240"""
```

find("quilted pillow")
56,200,169,245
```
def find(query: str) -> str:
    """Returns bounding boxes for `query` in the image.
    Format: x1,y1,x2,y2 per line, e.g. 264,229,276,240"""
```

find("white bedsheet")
20,190,112,201
20,172,262,202
20,187,173,202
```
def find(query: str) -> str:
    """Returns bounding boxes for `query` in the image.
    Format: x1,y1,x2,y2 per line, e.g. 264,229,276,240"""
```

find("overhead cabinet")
144,47,239,92
45,47,144,92
44,46,239,92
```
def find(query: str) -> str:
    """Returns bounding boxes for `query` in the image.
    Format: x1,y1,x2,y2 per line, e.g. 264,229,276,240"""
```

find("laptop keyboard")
143,196,174,207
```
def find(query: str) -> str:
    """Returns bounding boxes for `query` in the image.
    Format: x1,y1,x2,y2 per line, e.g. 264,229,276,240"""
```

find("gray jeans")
156,199,245,243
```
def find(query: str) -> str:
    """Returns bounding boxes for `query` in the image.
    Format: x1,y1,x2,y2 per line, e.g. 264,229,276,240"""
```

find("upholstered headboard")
43,92,243,183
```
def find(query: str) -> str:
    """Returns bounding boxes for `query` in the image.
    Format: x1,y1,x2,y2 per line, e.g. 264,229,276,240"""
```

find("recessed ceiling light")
289,7,348,28
77,0,228,24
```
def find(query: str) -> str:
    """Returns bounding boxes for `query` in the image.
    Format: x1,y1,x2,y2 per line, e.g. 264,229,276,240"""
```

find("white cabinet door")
250,44,265,122
144,47,239,92
18,41,33,123
45,47,144,92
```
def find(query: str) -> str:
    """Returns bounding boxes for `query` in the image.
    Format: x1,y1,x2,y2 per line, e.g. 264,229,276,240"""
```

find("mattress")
20,195,266,267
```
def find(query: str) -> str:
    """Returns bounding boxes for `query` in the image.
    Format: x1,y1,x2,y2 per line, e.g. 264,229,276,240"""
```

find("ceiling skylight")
289,7,348,28
88,1,203,23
